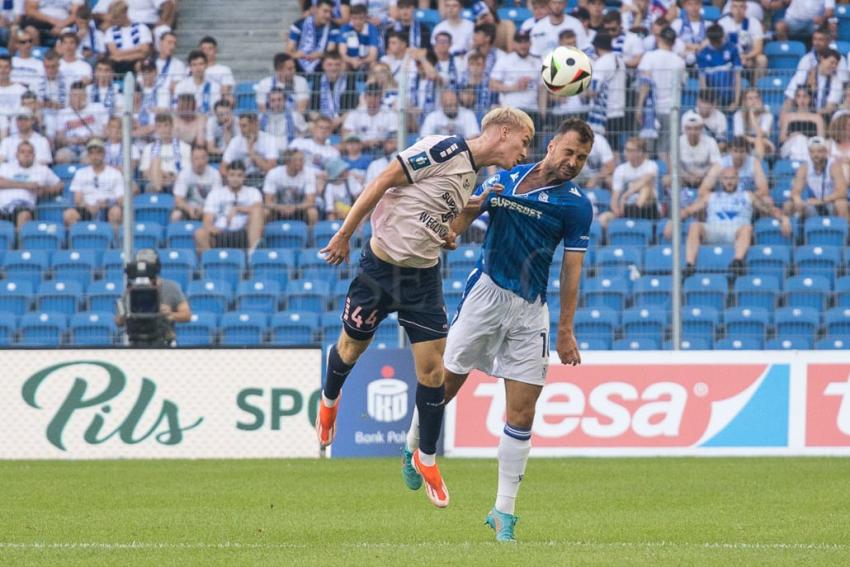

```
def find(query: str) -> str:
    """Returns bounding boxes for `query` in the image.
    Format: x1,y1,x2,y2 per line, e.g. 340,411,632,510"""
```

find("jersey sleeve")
562,195,593,252
395,135,470,185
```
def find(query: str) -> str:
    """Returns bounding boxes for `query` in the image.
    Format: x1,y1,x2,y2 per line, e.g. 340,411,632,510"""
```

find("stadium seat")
682,77,700,107
0,280,32,315
755,75,791,109
234,81,258,112
250,249,295,284
816,336,850,350
19,311,67,346
373,312,403,346
270,311,319,345
443,278,467,313
51,163,79,181
201,249,245,289
102,249,127,281
577,337,611,350
723,307,770,343
613,337,658,350
596,246,641,278
69,221,114,249
607,218,654,246
836,276,850,308
160,248,196,290
313,220,343,248
4,250,49,287
220,311,268,345
0,219,14,249
446,245,480,273
264,221,309,249
331,279,352,311
764,41,806,69
733,275,780,311
684,273,727,310
134,193,174,225
715,336,764,350
696,245,734,273
664,337,711,350
20,221,64,250
320,311,341,343
745,245,790,280
753,217,793,245
633,275,672,308
681,306,720,344
36,280,82,314
586,188,610,213
36,197,71,224
70,312,116,345
87,280,122,312
766,337,812,350
774,307,819,340
166,221,201,249
497,6,531,25
795,245,841,285
127,222,164,249
414,8,440,25
574,307,618,343
825,307,850,337
583,277,628,311
51,250,98,288
236,280,281,312
285,280,330,313
784,275,831,311
643,245,683,275
176,312,217,346
804,216,848,247
0,312,15,344
622,307,666,340
187,279,231,315
298,247,342,281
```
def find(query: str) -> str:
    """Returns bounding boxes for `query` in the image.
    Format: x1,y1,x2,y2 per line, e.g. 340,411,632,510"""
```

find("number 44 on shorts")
350,306,378,329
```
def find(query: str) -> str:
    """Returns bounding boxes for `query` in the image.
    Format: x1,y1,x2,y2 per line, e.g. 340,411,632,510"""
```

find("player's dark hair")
556,118,594,145
273,52,292,69
706,23,724,42
350,3,368,15
697,90,716,104
155,112,173,124
396,0,416,8
214,99,232,110
188,49,207,64
228,160,246,172
199,36,218,47
191,143,208,153
238,112,259,122
822,48,841,62
730,136,750,151
474,23,496,42
387,31,410,45
70,80,86,90
814,24,831,36
0,54,10,65
16,140,34,153
602,10,620,24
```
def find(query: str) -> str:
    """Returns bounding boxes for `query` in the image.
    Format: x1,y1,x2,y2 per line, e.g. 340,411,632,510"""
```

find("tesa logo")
806,365,850,447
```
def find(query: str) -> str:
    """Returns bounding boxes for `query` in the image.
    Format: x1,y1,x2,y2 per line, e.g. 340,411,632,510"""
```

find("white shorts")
444,271,550,386
704,223,746,245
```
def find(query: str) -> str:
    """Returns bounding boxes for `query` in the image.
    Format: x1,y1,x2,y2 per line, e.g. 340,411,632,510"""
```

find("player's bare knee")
506,407,536,430
336,331,369,364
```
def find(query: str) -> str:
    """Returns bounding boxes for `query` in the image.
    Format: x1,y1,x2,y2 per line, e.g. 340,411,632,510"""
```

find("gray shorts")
704,223,746,244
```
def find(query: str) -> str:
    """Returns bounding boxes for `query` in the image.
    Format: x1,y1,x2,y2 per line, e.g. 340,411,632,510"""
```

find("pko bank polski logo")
366,365,408,423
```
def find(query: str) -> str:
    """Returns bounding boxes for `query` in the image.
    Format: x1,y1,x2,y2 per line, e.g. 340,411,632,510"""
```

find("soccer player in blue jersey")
402,118,593,541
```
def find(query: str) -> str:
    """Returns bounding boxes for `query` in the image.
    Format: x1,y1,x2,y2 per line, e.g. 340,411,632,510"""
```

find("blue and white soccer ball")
541,46,593,97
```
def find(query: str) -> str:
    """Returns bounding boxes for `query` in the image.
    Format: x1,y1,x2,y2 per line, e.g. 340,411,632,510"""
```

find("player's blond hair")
480,107,535,139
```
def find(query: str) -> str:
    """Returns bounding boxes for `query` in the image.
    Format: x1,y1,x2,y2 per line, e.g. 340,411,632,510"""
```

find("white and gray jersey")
707,190,752,227
805,158,836,200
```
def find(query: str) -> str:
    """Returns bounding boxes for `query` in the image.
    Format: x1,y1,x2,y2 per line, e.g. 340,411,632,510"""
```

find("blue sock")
323,345,354,401
416,383,445,455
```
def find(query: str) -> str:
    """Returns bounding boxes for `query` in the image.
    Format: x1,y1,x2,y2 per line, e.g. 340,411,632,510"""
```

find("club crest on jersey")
538,191,549,203
510,172,520,183
569,187,581,197
408,152,430,171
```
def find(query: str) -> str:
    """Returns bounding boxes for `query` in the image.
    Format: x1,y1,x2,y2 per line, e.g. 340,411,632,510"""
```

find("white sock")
321,392,338,408
417,448,435,467
406,406,420,452
494,425,531,515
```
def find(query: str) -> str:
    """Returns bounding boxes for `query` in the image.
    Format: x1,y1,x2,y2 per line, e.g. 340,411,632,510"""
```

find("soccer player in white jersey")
317,107,535,509
403,118,594,541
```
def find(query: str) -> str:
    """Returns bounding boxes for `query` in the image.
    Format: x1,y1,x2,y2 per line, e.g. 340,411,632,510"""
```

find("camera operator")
115,249,191,346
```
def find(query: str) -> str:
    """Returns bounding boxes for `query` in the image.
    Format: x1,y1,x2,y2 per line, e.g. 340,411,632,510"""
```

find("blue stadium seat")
774,307,819,340
19,311,67,346
613,337,658,350
596,246,641,278
250,249,295,284
681,306,719,344
87,280,122,312
766,337,812,350
804,216,848,247
664,337,711,350
574,307,618,343
816,336,850,350
643,245,682,275
622,307,665,340
696,245,734,273
0,312,15,344
753,217,793,245
756,75,791,108
682,77,700,107
51,250,98,288
0,280,32,315
745,245,790,279
236,279,281,312
795,245,841,285
187,279,231,315
0,220,14,249
285,279,330,313
331,279,351,311
583,277,628,311
69,221,113,249
723,307,770,343
497,6,531,25
684,273,727,310
70,312,116,345
576,337,610,350
772,158,803,180
201,248,245,289
102,249,126,281
414,8,441,25
36,198,71,224
838,4,850,37
298,247,342,281
313,220,343,248
264,221,309,249
220,311,268,345
733,275,780,310
825,307,850,337
166,221,201,249
4,250,49,287
321,311,341,343
715,336,764,350
784,275,831,311
700,4,721,20
443,278,467,313
607,218,654,246
159,248,196,290
36,280,82,314
764,41,806,69
51,163,79,181
134,193,174,225
129,222,164,249
446,245,480,273
373,312,403,347
270,311,319,345
234,81,258,112
176,312,218,346
20,221,64,250
633,275,672,308
836,276,850,308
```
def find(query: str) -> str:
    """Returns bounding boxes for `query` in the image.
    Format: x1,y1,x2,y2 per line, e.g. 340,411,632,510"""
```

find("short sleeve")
732,111,744,136
262,168,279,195
203,190,219,214
173,170,189,197
69,170,84,193
246,187,263,205
289,21,303,42
222,137,239,164
44,167,60,186
138,25,153,45
395,136,471,185
612,165,625,193
562,196,593,251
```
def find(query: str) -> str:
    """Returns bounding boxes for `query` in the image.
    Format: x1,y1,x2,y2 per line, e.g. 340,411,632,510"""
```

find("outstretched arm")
556,250,583,366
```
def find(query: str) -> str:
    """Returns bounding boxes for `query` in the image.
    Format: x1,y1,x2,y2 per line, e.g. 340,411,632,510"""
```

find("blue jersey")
471,162,593,304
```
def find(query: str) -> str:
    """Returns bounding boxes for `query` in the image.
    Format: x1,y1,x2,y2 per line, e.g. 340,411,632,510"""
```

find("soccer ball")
541,46,593,97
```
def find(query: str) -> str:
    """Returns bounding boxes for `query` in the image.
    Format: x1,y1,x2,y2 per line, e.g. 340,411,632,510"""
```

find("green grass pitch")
2,458,849,566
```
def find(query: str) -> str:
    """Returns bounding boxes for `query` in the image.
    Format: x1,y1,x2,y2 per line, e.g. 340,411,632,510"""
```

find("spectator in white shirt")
775,0,834,42
574,132,616,190
70,5,106,60
92,0,176,27
342,82,398,150
364,130,397,185
0,54,28,121
671,0,707,65
681,91,728,151
140,112,192,192
57,31,92,92
198,36,235,98
195,160,264,252
206,98,239,160
0,140,62,228
104,0,152,74
155,31,186,95
718,0,767,78
263,148,320,225
431,0,474,55
255,52,310,114
598,137,659,228
221,113,278,179
490,31,540,116
262,87,307,155
10,29,45,92
733,87,774,158
21,0,82,46
673,113,722,211
794,26,849,85
63,138,124,228
54,81,108,163
104,115,141,171
0,108,52,165
87,57,122,115
465,22,504,76
783,48,843,117
174,49,222,115
530,0,589,57
520,0,549,34
290,115,341,171
322,157,362,220
172,144,223,222
39,49,66,115
420,89,480,138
